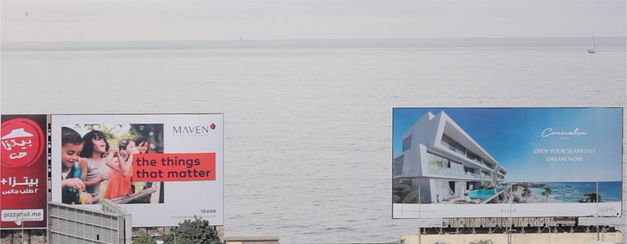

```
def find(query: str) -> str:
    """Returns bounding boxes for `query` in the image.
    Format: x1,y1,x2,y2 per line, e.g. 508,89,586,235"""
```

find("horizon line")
3,36,625,52
3,36,626,43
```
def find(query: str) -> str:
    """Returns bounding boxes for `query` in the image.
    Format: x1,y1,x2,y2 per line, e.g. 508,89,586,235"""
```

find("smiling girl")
79,130,116,204
104,139,137,199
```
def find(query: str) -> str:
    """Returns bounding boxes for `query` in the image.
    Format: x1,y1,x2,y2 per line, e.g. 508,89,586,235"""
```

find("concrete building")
402,226,622,244
394,111,507,204
48,200,132,244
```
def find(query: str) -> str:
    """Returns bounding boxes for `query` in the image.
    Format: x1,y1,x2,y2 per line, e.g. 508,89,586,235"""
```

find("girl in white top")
79,130,116,204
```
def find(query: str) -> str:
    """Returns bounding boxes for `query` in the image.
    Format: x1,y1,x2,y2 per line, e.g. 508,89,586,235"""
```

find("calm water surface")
2,43,625,243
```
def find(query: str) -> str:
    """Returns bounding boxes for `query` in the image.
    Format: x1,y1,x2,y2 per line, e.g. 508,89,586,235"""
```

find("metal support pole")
596,179,599,241
22,218,25,244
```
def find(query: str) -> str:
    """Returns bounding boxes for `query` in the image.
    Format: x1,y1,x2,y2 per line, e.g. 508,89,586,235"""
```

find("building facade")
394,111,507,204
48,200,132,244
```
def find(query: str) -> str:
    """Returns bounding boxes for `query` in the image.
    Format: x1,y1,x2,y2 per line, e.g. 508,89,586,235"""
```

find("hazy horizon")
2,36,625,51
2,0,625,42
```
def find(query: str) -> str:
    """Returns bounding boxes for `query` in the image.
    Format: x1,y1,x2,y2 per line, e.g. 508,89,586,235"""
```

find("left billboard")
50,114,223,227
1,115,48,229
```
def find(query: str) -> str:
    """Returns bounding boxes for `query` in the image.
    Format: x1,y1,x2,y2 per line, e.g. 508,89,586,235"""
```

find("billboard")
51,114,223,226
1,115,48,229
392,108,623,218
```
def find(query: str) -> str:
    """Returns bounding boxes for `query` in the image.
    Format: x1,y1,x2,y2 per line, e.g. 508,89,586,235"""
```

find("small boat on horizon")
587,37,596,54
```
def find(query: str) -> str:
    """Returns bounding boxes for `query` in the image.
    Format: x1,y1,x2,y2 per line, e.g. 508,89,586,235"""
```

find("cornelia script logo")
172,123,216,136
1,118,45,168
541,128,588,138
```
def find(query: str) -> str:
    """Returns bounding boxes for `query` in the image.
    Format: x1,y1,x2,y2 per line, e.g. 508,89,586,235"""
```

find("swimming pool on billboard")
392,108,623,205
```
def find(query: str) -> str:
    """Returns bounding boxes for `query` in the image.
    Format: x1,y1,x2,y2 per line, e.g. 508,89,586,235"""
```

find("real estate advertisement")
392,108,623,218
1,115,48,229
50,114,223,226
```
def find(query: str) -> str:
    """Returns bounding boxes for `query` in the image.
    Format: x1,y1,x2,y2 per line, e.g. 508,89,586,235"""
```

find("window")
393,156,404,175
402,136,412,152
442,134,465,154
467,151,482,163
402,179,412,186
448,181,456,194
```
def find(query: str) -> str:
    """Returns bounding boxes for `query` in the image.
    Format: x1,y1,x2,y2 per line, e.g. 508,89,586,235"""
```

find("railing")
441,140,465,155
429,165,484,180
464,171,481,178
440,141,492,169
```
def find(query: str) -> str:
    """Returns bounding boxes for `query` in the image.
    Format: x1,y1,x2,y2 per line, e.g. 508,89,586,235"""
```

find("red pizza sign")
1,118,45,168
1,115,48,229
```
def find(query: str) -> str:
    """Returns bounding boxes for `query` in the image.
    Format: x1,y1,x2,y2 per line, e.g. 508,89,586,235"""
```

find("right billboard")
392,108,623,218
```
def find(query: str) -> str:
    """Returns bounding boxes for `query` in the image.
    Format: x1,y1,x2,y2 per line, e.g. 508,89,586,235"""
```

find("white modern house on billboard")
393,111,507,204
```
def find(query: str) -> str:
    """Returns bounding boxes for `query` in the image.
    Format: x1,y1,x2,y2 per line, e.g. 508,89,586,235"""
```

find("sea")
1,38,626,243
530,181,623,203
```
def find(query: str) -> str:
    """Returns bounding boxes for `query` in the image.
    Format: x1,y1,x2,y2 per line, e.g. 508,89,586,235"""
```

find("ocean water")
532,182,623,203
1,39,626,243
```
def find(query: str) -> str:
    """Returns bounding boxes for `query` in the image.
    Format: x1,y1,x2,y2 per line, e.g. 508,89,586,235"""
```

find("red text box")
133,153,215,182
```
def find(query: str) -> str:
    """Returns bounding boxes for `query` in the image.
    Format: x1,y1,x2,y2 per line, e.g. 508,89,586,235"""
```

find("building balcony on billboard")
440,135,495,170
427,163,491,181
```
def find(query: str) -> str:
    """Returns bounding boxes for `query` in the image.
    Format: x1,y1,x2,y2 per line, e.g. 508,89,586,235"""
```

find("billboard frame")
49,113,224,227
0,114,49,230
391,107,624,219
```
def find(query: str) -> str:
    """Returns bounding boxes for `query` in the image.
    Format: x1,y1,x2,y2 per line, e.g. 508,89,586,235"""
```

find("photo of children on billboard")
51,114,224,227
60,124,165,205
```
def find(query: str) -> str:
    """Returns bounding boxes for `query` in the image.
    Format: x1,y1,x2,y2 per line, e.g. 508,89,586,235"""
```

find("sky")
393,108,624,182
1,0,625,42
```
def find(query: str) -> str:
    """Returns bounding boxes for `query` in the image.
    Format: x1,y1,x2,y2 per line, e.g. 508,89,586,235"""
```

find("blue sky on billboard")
393,108,623,182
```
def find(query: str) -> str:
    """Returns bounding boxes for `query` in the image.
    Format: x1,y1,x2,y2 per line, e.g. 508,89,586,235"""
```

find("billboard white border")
391,107,624,219
50,113,224,227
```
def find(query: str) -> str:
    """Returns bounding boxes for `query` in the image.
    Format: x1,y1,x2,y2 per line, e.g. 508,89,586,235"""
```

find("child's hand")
63,178,85,190
99,174,109,182
105,151,114,160
119,149,128,159
79,192,93,204
110,147,120,157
